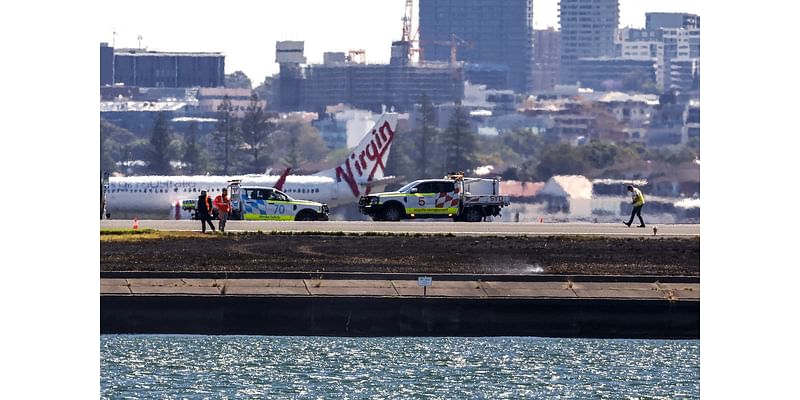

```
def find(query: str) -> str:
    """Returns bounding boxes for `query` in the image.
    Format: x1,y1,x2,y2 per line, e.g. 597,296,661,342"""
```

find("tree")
182,121,208,175
384,124,417,182
100,119,137,174
580,140,619,170
148,112,172,174
440,102,478,174
240,94,274,173
213,95,240,174
416,93,439,177
224,70,252,89
253,76,274,106
502,128,544,160
100,130,117,174
535,143,588,180
269,121,329,171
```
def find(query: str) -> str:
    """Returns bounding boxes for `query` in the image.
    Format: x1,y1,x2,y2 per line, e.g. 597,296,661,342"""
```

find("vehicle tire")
383,204,403,221
295,211,316,221
463,207,482,222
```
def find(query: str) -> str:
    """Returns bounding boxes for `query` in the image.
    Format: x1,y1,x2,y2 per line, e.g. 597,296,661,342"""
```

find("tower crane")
400,0,421,63
418,33,473,65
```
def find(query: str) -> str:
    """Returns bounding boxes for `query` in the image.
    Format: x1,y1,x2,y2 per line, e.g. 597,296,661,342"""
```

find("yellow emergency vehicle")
359,173,509,222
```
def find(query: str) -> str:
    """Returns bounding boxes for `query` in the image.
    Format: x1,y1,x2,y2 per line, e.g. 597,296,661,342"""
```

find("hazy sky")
99,0,701,84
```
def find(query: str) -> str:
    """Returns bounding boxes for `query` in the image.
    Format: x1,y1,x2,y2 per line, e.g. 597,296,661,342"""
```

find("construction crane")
419,33,472,65
401,0,414,42
400,0,421,63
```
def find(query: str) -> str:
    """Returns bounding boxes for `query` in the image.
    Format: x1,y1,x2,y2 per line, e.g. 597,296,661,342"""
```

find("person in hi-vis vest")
624,185,646,228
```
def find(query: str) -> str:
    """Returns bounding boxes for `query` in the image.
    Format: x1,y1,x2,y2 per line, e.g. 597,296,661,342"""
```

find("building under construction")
101,43,225,88
275,40,464,113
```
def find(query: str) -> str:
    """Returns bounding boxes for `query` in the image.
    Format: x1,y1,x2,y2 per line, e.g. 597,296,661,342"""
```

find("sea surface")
101,335,699,399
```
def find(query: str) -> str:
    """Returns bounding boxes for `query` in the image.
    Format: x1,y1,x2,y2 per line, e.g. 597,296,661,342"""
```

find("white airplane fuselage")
106,175,345,218
104,112,399,219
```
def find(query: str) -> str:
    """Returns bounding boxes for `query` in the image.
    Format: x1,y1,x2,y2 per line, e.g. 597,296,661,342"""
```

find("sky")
98,0,701,85
8,1,800,397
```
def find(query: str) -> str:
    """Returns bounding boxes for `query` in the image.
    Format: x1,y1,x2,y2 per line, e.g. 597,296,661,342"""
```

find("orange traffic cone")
133,218,139,230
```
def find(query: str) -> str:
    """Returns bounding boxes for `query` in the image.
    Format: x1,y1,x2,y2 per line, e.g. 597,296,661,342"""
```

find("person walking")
624,185,646,228
213,188,232,233
197,190,216,233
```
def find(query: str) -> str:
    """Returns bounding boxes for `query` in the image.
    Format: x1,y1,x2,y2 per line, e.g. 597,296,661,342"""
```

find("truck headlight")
371,197,379,205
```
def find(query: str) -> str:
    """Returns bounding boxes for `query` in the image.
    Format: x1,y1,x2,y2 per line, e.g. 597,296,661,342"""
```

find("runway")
100,220,699,237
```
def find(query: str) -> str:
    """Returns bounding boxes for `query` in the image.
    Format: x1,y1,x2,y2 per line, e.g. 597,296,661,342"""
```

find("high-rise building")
532,28,561,92
301,62,464,113
559,0,619,85
109,46,225,88
100,43,114,86
274,41,464,113
615,24,699,92
646,12,700,30
418,0,534,93
275,41,306,111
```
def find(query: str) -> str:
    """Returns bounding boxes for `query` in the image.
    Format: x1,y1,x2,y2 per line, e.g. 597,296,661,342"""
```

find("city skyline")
99,0,700,85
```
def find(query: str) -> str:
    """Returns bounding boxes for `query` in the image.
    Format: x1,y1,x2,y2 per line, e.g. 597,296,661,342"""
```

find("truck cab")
359,174,509,222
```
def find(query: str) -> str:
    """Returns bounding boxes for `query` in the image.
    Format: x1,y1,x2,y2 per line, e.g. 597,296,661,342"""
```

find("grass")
99,229,464,243
100,229,217,242
100,229,693,242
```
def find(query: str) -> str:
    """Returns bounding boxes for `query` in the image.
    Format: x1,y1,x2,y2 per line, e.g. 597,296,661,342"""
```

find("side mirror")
410,187,418,193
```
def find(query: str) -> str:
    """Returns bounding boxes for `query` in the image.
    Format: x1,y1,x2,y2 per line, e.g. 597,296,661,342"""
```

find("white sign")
418,277,432,287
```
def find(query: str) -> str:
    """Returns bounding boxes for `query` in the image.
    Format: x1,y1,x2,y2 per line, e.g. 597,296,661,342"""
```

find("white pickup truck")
358,173,509,222
181,180,329,221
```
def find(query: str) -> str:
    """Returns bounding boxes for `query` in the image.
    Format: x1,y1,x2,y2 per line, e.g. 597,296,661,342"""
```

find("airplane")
104,112,399,219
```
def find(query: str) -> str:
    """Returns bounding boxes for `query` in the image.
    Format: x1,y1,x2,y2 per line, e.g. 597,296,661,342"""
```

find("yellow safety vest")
632,188,645,206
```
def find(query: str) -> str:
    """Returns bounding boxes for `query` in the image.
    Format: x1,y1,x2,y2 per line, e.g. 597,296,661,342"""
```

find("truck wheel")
295,211,316,221
383,204,403,221
463,207,482,222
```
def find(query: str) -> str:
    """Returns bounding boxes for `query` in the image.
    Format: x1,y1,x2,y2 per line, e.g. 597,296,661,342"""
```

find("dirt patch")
100,234,699,276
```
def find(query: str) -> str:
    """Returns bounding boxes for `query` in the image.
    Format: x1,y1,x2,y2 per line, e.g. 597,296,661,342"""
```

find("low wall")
101,295,699,339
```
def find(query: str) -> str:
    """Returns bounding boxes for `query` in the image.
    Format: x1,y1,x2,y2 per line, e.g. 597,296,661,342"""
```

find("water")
101,335,699,399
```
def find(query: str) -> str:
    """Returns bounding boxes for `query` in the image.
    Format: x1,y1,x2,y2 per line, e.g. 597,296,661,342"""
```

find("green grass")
100,229,693,242
100,228,158,235
100,229,216,242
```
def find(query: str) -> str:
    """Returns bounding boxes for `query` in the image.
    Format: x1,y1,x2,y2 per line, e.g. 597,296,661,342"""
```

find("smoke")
526,264,545,274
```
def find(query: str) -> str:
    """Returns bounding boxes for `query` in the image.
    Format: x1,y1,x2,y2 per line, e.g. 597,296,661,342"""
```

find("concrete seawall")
101,296,698,338
100,274,699,339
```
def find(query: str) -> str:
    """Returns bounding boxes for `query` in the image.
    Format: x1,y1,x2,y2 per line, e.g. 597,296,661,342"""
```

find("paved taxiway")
100,220,699,237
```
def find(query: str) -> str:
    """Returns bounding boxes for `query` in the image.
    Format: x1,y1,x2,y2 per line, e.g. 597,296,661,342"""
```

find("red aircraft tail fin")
274,167,291,191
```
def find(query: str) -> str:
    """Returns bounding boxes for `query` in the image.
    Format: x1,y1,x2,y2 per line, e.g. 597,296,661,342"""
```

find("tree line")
386,93,699,183
101,91,699,181
101,94,328,176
